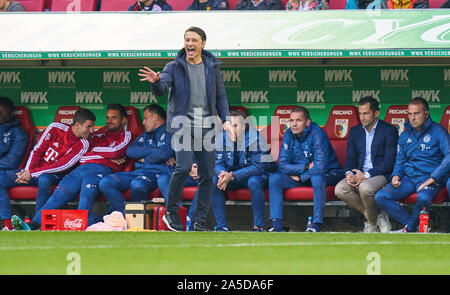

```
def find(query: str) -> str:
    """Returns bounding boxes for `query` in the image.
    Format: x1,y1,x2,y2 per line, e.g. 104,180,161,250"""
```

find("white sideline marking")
0,241,449,251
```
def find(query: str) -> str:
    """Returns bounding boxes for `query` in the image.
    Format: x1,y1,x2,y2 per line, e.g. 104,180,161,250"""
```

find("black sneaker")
193,222,208,232
162,213,184,232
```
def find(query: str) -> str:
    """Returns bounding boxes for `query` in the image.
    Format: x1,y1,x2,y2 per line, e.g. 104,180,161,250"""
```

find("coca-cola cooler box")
41,209,88,231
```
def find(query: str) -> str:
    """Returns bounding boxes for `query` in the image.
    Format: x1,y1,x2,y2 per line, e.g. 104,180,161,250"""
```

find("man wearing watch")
335,96,399,233
375,97,450,233
210,109,276,231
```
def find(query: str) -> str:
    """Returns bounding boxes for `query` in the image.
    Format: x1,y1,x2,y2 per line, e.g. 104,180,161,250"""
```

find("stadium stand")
166,0,190,10
429,0,447,7
100,0,135,11
228,0,240,9
50,0,96,11
14,0,46,11
329,0,347,9
384,105,409,135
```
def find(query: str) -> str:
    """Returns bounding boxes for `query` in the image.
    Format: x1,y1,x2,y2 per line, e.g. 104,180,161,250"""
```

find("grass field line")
1,240,449,251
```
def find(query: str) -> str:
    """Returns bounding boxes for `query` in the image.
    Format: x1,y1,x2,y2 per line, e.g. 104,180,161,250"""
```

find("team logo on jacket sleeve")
334,119,349,138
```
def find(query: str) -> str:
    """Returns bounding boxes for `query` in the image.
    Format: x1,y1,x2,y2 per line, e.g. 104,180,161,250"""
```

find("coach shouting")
139,26,235,231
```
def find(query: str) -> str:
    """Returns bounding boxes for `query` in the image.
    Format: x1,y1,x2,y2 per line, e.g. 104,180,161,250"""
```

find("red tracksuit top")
79,126,132,173
25,122,90,178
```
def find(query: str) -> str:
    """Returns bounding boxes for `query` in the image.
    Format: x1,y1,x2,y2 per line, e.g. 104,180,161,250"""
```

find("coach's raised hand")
138,66,160,83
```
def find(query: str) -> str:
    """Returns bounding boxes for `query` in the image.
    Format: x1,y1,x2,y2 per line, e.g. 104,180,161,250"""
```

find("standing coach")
138,26,235,231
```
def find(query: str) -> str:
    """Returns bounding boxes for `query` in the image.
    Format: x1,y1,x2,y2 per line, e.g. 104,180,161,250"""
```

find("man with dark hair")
99,104,174,214
138,27,235,231
375,97,450,233
0,97,29,230
205,109,275,231
28,104,133,230
0,108,95,230
268,106,344,232
335,96,399,233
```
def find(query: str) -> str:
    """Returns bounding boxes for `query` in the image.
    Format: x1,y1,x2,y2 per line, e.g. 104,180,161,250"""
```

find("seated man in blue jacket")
375,97,450,233
335,96,399,233
99,104,174,214
0,96,29,230
269,106,344,232
208,109,276,231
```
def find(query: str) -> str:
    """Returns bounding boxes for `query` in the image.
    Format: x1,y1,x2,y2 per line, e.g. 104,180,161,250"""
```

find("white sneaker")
363,222,378,233
390,226,408,233
377,211,392,233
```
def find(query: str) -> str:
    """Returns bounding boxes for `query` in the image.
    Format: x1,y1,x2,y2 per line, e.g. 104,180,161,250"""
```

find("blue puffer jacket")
392,117,450,185
126,124,174,174
150,48,230,133
278,122,344,182
215,125,276,181
0,117,28,170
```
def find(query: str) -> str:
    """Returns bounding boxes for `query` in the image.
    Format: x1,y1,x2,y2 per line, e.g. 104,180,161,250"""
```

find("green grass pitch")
0,231,448,275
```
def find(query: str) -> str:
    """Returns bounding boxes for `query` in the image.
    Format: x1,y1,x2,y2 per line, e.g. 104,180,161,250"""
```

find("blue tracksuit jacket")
392,116,450,185
150,48,230,133
0,117,28,170
215,125,276,181
125,123,174,174
278,122,344,182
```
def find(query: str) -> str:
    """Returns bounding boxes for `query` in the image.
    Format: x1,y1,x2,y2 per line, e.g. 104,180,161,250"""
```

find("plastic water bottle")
186,216,191,232
419,207,429,233
306,216,312,229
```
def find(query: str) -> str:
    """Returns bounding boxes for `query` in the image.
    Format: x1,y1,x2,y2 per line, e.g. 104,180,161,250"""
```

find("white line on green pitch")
0,241,449,251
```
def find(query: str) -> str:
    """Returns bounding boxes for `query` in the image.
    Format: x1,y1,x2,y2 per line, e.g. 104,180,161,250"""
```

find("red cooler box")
41,209,88,231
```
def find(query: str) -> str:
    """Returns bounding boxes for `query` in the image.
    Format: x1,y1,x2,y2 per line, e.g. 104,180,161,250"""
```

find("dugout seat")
283,105,359,202
440,105,450,134
228,0,239,9
322,105,360,168
401,189,449,204
429,0,447,7
50,0,96,11
15,0,46,11
53,105,82,125
100,0,134,11
13,106,36,169
122,106,143,172
5,107,36,202
260,105,296,162
384,105,409,135
166,0,190,10
329,0,347,9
